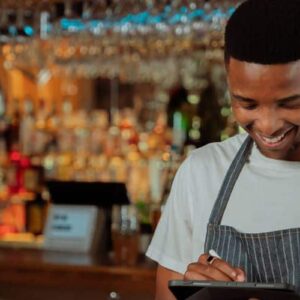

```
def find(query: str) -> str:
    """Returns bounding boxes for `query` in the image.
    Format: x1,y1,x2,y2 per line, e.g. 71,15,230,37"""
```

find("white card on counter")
43,204,99,253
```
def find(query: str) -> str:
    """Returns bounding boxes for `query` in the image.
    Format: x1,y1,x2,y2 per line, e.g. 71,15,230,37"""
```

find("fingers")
200,254,240,281
184,253,246,282
184,262,234,281
184,267,213,281
235,267,246,282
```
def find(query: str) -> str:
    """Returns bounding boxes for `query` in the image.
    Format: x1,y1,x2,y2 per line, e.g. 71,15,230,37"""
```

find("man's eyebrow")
231,94,300,103
231,94,255,102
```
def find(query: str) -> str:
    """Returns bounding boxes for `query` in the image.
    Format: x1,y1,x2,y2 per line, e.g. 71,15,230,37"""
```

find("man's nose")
255,109,283,136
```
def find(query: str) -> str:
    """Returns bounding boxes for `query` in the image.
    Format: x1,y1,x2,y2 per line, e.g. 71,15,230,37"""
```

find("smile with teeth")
259,128,293,145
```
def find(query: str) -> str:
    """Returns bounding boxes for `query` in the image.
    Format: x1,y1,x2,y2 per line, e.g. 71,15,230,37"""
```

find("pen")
209,249,222,259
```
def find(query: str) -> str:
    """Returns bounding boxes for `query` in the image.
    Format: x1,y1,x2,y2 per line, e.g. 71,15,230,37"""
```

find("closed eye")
242,104,257,110
277,95,300,109
231,94,257,110
278,101,300,109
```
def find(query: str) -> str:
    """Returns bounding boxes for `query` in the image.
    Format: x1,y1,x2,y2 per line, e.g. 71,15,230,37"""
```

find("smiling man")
146,0,300,299
229,59,300,161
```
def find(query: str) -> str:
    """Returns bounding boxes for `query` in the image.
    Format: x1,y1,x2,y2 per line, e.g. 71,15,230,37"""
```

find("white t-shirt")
146,133,300,274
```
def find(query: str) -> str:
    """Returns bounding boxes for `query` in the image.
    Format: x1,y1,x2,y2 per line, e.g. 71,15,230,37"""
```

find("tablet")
169,280,300,300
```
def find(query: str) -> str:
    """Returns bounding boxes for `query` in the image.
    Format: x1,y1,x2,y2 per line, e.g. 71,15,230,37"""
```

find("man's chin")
255,141,300,160
254,140,287,160
258,148,285,160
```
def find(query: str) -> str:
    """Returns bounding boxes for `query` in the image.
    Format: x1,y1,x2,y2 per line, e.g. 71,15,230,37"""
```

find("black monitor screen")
46,181,130,208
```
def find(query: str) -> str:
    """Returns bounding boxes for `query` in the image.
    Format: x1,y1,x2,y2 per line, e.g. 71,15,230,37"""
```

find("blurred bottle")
197,80,225,146
6,99,22,195
7,146,31,195
0,87,8,163
25,192,47,235
111,205,140,266
167,86,189,154
56,99,74,180
58,99,74,152
19,98,35,156
46,101,60,139
42,144,58,180
23,152,44,195
6,98,20,152
33,98,48,155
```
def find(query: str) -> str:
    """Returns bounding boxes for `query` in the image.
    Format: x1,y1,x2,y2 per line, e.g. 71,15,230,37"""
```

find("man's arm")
155,265,184,300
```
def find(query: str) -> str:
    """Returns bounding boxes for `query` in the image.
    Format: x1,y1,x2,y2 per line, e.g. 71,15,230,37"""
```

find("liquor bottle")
7,144,24,195
197,79,226,146
56,99,74,180
0,88,8,201
7,98,44,195
111,205,140,266
7,145,43,196
31,98,46,155
19,98,35,156
167,86,189,154
6,99,23,195
59,99,74,150
46,102,59,136
0,87,8,161
22,136,44,194
6,98,20,152
25,192,47,236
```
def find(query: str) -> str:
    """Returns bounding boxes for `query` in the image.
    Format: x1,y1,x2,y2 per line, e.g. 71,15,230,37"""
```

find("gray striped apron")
204,135,300,291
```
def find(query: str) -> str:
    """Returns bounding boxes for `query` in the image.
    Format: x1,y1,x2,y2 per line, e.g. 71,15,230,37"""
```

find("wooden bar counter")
0,246,156,300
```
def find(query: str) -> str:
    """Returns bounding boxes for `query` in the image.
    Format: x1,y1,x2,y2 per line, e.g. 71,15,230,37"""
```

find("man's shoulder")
189,133,247,164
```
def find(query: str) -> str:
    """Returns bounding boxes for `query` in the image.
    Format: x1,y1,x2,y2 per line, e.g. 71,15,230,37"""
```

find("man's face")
227,57,300,161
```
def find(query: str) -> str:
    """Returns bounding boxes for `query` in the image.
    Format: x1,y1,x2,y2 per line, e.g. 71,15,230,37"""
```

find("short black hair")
225,0,300,65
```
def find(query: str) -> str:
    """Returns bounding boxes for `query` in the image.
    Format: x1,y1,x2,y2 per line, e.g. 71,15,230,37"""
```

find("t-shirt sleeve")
146,156,194,274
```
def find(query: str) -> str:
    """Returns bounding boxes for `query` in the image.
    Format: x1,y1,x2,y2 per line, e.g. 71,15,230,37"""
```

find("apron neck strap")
208,135,253,225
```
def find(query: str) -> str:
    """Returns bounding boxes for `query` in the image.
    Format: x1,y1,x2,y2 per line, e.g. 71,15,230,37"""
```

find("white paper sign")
44,204,100,253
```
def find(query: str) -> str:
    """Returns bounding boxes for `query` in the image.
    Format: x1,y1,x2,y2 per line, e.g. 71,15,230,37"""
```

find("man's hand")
184,253,245,282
